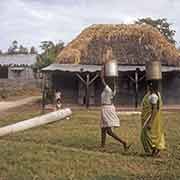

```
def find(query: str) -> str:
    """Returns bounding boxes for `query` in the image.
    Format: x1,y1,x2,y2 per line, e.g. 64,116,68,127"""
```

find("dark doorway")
0,66,8,79
52,71,78,104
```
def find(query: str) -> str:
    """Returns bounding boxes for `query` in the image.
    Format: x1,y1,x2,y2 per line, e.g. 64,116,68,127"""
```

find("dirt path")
0,96,41,112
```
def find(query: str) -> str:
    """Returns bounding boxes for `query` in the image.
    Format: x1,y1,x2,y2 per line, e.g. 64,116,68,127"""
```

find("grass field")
0,104,180,180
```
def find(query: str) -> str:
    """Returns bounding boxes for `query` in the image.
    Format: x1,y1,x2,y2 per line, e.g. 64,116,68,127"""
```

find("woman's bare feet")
123,143,132,152
152,149,160,157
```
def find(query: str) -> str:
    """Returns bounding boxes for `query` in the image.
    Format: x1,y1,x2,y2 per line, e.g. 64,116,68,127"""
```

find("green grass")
0,108,180,180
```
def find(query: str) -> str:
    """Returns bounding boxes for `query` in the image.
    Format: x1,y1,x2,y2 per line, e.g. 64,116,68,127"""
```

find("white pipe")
0,108,72,137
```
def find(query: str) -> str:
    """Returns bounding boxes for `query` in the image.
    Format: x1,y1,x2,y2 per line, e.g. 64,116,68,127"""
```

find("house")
0,54,39,89
42,24,180,107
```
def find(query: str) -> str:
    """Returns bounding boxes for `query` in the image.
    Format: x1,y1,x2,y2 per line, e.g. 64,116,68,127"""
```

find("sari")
141,92,165,153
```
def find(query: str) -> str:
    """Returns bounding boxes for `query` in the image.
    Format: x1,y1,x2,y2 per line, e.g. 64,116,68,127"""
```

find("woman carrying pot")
100,65,131,151
141,61,165,157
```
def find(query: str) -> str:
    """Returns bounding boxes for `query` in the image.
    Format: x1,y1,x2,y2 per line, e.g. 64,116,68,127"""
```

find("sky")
0,0,180,52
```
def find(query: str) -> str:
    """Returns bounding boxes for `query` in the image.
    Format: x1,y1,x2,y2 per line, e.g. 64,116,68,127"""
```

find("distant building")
0,54,39,89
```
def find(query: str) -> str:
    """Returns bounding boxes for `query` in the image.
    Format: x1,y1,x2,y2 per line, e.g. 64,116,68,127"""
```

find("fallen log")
0,108,72,137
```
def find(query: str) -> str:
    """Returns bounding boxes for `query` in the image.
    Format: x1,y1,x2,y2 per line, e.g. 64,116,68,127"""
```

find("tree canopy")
135,17,176,44
6,40,37,54
35,40,64,69
30,46,37,54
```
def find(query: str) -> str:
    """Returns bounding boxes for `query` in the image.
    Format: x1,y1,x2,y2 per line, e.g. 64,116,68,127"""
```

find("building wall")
114,71,180,106
50,71,180,106
0,67,40,90
8,67,35,80
162,72,180,104
0,79,40,89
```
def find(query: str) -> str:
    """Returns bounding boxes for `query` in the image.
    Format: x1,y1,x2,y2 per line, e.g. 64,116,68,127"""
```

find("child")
55,90,62,110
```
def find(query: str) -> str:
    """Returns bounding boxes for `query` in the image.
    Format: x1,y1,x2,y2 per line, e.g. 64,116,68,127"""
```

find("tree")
135,17,176,44
7,40,18,54
40,41,55,53
7,47,14,54
35,40,64,69
12,40,18,50
7,41,30,54
19,45,28,54
30,46,37,54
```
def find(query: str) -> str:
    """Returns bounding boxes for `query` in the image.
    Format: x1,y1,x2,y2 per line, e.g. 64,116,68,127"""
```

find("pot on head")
146,61,162,80
104,60,118,77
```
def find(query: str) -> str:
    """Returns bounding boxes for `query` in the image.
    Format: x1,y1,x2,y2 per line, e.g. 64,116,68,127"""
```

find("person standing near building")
54,89,62,110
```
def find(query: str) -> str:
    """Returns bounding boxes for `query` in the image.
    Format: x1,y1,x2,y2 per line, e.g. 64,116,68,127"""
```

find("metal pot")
146,61,162,80
104,60,118,77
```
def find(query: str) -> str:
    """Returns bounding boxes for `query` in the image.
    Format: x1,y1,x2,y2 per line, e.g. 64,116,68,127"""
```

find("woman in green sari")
141,80,165,157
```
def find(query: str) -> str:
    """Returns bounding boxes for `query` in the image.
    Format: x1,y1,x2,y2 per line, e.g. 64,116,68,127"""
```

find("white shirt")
148,93,159,104
101,85,115,105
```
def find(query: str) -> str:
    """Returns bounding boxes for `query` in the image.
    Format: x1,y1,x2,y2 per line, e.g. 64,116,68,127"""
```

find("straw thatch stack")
56,24,180,66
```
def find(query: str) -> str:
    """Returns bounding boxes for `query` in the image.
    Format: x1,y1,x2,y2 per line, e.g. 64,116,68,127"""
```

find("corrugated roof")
10,67,25,71
42,64,101,72
0,54,37,66
42,64,180,72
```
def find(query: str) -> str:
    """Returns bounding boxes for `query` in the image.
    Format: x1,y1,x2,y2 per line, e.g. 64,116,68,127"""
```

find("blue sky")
0,0,180,52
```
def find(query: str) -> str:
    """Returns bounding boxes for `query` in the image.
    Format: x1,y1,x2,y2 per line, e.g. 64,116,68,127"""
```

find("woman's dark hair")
147,80,161,110
147,80,160,92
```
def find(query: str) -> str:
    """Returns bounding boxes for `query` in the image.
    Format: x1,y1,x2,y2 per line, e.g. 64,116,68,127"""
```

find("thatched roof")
56,24,180,66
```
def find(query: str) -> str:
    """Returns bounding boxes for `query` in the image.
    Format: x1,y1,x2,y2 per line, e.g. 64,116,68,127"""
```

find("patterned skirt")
101,105,120,128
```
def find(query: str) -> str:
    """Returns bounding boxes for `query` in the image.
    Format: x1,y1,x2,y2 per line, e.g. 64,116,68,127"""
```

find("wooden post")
42,73,46,114
128,68,145,108
135,68,139,108
42,89,46,114
76,73,99,109
85,73,90,109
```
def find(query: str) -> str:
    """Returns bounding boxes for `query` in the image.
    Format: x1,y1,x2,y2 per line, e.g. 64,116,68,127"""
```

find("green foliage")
30,46,37,54
135,17,176,44
19,45,28,54
5,41,37,55
7,40,30,54
35,41,64,69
